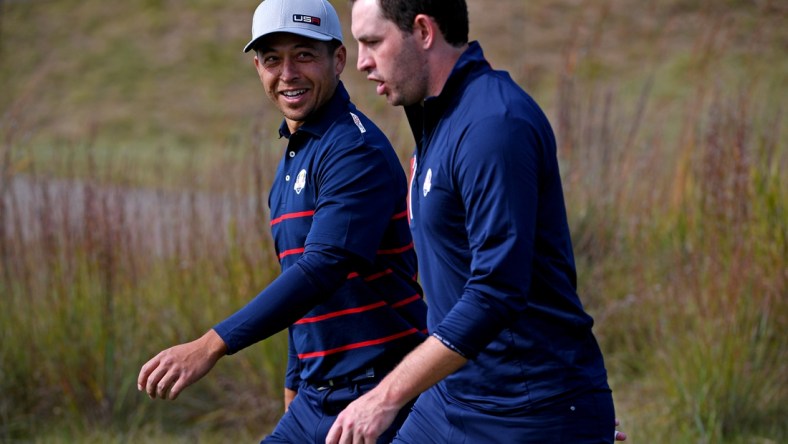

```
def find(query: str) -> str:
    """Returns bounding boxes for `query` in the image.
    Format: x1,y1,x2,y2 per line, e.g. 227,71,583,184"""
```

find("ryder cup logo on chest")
423,168,432,197
294,169,307,195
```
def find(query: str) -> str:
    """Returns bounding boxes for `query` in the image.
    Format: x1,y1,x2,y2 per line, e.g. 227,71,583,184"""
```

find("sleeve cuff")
431,332,468,358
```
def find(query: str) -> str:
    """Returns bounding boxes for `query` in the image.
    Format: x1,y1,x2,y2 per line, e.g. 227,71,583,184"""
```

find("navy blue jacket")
407,42,609,412
215,83,427,388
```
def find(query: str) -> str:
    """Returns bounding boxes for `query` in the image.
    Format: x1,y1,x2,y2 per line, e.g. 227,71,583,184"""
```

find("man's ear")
412,14,438,49
253,55,266,83
334,45,347,77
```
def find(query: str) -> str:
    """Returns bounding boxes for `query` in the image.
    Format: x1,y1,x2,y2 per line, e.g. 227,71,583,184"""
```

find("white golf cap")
243,0,343,53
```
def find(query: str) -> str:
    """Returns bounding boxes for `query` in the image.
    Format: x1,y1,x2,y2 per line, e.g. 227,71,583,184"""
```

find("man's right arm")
213,246,353,354
326,336,467,443
137,246,354,401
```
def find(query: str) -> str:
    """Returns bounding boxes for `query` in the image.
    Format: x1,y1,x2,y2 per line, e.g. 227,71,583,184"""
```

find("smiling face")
351,0,429,107
254,33,346,133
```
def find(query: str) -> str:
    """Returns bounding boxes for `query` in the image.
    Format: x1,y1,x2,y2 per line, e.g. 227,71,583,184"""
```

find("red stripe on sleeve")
278,247,305,260
345,269,393,282
294,301,387,325
270,210,316,226
363,269,393,281
297,328,420,359
391,294,421,309
377,242,414,255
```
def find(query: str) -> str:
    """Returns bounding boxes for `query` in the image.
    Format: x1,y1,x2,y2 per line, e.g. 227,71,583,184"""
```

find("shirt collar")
278,81,351,139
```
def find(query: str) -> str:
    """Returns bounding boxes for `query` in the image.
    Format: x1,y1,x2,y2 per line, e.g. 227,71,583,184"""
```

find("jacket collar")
406,41,491,145
427,41,490,109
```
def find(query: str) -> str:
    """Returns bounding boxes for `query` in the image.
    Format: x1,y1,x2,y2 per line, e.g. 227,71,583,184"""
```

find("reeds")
557,68,786,442
0,124,287,441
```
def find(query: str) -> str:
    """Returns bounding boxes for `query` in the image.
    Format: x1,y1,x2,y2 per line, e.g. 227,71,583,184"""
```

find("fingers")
154,366,181,399
614,419,626,441
144,359,169,399
137,356,159,393
325,421,342,444
138,356,163,399
325,422,363,444
138,352,182,400
326,421,376,444
167,376,188,400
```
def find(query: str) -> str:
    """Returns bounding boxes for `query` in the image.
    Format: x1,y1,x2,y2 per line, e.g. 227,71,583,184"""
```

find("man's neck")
427,43,468,98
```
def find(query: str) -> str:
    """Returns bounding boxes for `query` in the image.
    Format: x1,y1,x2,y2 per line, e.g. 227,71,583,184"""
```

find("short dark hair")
361,0,469,46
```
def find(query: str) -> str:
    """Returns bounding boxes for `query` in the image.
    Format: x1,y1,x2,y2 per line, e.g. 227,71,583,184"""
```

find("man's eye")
297,52,315,60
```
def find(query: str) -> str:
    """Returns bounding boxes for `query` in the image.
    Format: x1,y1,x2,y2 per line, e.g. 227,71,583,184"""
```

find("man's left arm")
326,336,466,444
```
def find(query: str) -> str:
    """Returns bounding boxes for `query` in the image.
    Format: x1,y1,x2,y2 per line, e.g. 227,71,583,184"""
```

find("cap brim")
243,28,335,53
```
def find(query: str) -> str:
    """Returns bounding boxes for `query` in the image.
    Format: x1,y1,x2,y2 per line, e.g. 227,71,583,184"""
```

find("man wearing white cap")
137,0,428,442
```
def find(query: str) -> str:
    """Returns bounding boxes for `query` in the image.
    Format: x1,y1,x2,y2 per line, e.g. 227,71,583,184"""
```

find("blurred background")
1,0,785,442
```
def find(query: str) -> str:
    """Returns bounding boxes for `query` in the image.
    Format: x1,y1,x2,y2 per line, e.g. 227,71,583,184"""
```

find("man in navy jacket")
138,0,427,442
328,0,623,442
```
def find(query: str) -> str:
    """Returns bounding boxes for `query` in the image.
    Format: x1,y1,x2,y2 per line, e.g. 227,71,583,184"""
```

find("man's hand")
325,387,400,444
326,337,467,444
284,387,298,412
615,419,627,441
137,329,227,400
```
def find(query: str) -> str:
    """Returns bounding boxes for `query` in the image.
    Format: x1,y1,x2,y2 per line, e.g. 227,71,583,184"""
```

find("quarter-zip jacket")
407,42,609,412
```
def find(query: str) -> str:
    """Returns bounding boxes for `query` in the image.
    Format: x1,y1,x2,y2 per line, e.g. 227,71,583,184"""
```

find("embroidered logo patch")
423,168,432,197
294,169,307,194
350,112,366,134
293,15,321,26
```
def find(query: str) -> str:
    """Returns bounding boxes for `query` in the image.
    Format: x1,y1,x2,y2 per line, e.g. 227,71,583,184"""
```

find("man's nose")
356,45,372,73
281,58,300,81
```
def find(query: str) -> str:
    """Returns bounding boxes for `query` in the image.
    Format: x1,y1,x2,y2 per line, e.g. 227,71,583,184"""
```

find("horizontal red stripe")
364,269,393,282
298,328,420,359
391,294,421,309
270,210,315,226
391,210,408,220
377,242,414,255
346,269,393,282
295,301,387,325
294,294,421,326
278,247,305,260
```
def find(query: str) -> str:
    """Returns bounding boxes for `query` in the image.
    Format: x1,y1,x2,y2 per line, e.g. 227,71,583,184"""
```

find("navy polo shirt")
407,43,609,412
215,82,426,388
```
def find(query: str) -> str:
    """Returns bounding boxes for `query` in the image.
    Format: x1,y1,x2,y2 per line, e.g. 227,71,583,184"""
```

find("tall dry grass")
557,68,786,442
0,121,290,441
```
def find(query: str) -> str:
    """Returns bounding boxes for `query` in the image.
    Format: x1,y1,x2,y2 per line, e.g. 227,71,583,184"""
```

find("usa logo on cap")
293,14,321,26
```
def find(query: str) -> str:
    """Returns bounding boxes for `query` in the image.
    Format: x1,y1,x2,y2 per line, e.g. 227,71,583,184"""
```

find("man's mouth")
372,80,385,96
281,89,307,98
